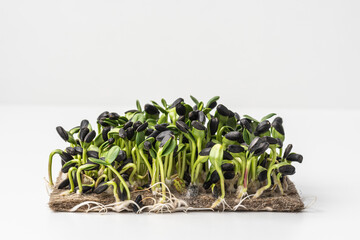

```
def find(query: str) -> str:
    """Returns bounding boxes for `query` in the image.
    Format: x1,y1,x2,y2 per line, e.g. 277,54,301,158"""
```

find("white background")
0,1,359,239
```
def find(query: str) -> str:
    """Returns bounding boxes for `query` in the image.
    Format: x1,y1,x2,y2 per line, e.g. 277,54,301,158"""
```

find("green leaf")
62,160,77,169
243,115,259,123
202,108,212,115
89,157,108,165
108,127,121,138
184,104,193,116
94,133,105,147
136,100,142,112
198,101,204,111
103,119,119,127
243,129,251,145
177,143,186,152
209,144,224,168
226,116,237,130
261,113,277,122
135,131,145,146
162,138,177,156
149,149,157,159
81,163,98,170
117,116,128,124
105,146,121,164
205,96,220,108
131,112,145,123
190,95,199,105
161,98,168,109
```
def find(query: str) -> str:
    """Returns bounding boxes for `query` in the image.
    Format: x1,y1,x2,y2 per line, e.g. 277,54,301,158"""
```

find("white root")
210,197,231,211
70,201,107,213
233,193,254,211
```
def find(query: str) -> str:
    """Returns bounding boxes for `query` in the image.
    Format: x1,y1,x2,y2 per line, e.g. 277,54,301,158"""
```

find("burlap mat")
49,172,304,212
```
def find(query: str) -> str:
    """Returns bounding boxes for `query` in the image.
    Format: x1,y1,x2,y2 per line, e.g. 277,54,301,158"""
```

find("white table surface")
0,105,358,239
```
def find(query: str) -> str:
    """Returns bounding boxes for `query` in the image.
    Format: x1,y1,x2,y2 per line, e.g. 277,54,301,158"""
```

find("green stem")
119,163,137,186
139,148,152,174
107,165,131,200
68,167,77,193
48,149,63,186
167,152,174,179
107,181,120,202
157,150,166,202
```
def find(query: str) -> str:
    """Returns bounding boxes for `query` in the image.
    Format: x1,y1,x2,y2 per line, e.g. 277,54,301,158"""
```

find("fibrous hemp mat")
49,172,304,213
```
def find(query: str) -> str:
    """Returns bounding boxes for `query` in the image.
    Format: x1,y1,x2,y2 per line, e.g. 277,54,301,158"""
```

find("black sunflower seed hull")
61,163,76,173
209,118,219,135
223,171,235,180
208,101,217,109
80,119,89,129
169,98,184,108
205,141,216,148
272,117,285,135
286,153,303,163
56,126,69,141
254,120,271,136
199,147,211,156
97,111,109,121
279,165,296,175
65,147,76,156
145,128,154,136
223,151,234,160
225,131,242,141
283,144,293,159
264,136,278,145
123,121,133,130
144,104,159,115
75,185,93,193
126,127,134,140
221,163,235,171
227,144,244,153
133,195,143,213
98,118,110,127
94,182,109,194
79,127,89,142
252,142,269,156
136,122,148,132
143,141,152,151
188,111,199,121
198,111,206,123
240,118,252,133
84,130,96,143
159,134,172,147
115,150,127,162
87,151,99,159
109,112,120,120
119,128,127,139
155,123,169,132
210,171,220,183
58,178,70,189
258,170,268,181
74,146,83,154
60,151,73,162
102,126,111,141
191,121,206,131
176,103,186,116
203,181,212,190
216,104,230,116
133,121,142,130
176,121,189,133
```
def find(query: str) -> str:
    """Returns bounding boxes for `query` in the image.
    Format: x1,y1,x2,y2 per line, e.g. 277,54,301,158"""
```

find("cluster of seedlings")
48,96,303,212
